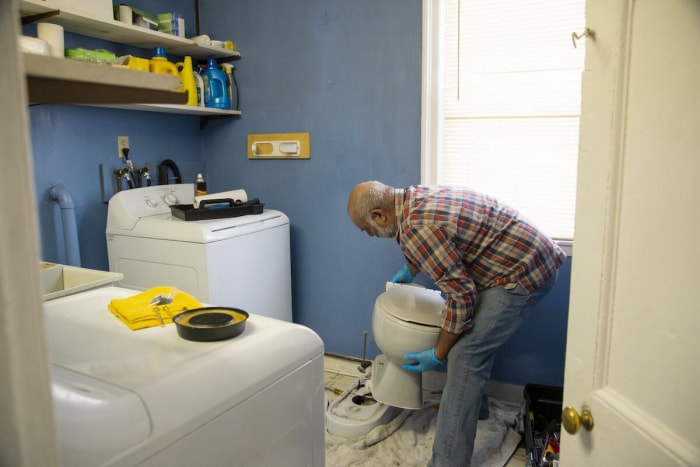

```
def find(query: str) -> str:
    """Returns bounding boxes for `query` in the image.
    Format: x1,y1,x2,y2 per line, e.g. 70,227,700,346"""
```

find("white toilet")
370,283,444,409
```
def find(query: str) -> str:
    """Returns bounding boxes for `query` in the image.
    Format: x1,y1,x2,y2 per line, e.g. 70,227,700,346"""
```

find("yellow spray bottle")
176,56,198,106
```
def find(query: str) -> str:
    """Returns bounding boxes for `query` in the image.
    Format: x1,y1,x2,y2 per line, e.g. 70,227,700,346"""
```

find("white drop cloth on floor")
325,389,522,467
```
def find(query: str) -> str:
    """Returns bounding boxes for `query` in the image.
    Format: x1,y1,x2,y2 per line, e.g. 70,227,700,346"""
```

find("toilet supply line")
359,330,371,373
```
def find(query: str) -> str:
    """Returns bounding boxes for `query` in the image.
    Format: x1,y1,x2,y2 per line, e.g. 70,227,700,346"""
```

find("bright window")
422,0,586,241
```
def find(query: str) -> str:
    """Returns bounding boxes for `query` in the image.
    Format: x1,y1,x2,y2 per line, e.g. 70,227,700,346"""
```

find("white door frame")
0,1,60,465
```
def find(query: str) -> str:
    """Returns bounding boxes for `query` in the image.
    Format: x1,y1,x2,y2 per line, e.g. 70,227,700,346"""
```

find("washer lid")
109,209,288,243
375,284,444,327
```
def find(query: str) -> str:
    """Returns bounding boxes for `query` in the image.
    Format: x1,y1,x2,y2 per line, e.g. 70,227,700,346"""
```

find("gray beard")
371,220,397,238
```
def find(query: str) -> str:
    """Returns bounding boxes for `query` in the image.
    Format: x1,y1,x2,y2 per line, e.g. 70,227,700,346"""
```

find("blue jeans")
427,272,558,467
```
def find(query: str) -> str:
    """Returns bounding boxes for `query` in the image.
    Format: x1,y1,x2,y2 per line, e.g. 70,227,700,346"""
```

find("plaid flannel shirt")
395,186,566,334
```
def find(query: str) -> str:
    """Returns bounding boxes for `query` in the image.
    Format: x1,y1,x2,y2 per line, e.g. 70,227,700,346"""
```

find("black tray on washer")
170,198,264,221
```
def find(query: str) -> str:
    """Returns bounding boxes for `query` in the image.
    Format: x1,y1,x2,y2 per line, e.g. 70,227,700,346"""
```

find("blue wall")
197,0,424,357
27,0,569,387
29,106,203,269
491,258,570,386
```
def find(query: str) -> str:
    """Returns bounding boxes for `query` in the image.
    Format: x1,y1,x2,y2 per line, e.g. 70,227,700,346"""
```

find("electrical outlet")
117,136,129,159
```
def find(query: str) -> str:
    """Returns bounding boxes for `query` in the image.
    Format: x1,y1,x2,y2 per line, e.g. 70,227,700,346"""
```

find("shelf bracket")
199,114,234,130
22,9,60,26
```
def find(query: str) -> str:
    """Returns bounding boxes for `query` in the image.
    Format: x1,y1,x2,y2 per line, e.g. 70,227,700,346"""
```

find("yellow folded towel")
108,286,203,331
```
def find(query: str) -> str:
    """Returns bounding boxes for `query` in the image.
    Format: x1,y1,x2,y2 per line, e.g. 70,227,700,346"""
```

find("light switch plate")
247,132,310,159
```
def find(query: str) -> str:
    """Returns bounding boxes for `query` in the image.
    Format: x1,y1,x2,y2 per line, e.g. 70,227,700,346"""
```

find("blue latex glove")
391,264,415,283
402,348,447,373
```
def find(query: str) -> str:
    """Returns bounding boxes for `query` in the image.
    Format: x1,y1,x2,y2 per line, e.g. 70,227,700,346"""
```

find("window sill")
555,240,573,257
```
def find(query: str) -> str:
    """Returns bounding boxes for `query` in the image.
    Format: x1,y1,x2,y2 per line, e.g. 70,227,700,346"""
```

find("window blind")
434,0,585,240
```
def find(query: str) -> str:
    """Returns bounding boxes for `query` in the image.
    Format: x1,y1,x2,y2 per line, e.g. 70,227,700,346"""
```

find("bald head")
347,181,398,238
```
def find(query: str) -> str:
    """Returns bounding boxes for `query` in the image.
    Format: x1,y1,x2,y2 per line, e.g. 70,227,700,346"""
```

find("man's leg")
428,274,557,467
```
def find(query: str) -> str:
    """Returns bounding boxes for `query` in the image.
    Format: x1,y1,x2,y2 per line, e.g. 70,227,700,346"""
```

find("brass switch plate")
247,132,310,159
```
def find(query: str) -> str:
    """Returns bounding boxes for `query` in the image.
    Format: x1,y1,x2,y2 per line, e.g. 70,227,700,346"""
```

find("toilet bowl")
370,283,444,409
325,377,402,439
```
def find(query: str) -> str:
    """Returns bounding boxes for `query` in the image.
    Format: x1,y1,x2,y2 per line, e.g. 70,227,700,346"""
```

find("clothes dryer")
46,286,324,466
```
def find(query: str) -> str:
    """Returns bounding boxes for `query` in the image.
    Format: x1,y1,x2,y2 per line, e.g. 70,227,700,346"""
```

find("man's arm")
434,329,462,361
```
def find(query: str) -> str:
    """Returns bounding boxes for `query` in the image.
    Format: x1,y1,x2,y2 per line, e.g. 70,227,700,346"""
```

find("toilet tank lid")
375,284,444,327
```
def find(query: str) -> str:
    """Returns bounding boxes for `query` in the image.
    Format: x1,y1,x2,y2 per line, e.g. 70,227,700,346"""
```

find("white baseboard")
486,380,525,405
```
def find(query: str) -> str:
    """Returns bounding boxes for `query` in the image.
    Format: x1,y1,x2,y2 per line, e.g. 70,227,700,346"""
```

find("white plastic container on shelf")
193,69,204,106
50,0,113,21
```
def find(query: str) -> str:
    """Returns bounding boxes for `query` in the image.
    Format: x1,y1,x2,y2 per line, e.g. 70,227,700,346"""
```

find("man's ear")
371,208,387,224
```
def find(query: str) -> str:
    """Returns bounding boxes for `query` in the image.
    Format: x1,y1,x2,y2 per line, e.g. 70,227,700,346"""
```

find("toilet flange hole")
352,393,377,406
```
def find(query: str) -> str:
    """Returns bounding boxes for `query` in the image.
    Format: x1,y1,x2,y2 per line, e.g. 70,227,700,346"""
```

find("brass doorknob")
562,406,594,435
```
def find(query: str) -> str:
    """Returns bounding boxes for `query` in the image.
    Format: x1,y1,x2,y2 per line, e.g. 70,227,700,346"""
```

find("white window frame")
421,0,442,188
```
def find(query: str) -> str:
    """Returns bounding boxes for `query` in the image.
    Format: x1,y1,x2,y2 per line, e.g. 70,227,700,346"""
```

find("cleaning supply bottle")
149,46,178,76
194,173,207,197
175,56,197,106
221,63,239,111
201,58,230,109
193,68,204,106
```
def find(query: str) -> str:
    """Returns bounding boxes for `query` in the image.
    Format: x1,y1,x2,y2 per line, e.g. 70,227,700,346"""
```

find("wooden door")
562,0,700,464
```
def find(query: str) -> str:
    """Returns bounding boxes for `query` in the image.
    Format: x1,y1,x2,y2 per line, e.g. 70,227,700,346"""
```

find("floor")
323,354,528,467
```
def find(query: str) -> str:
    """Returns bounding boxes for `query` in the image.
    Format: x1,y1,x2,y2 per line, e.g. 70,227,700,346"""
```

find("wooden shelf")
99,103,241,116
24,53,186,105
19,0,240,61
19,1,240,118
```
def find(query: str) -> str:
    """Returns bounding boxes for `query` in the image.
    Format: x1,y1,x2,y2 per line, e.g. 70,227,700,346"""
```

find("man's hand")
391,264,415,283
402,348,447,372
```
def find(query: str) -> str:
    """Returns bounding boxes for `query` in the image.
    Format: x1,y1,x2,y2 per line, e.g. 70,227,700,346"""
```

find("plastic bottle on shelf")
201,58,230,109
193,69,204,107
221,63,239,111
194,173,207,197
149,46,178,76
175,56,198,106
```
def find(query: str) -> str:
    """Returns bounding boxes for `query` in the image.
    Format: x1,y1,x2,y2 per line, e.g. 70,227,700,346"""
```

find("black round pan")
173,307,249,342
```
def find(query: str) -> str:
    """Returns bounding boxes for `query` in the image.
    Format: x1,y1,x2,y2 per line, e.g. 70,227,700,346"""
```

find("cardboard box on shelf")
157,12,185,38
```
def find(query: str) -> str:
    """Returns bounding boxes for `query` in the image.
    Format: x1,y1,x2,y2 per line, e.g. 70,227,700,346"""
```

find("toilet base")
326,378,401,439
370,354,424,410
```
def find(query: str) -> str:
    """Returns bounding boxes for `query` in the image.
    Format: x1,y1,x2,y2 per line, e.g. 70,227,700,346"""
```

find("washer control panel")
109,184,194,226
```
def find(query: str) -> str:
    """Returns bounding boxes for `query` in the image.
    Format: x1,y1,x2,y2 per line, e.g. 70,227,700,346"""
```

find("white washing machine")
46,286,325,467
106,184,292,322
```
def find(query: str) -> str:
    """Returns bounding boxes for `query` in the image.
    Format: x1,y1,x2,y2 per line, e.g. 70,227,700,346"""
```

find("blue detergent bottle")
201,58,230,109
